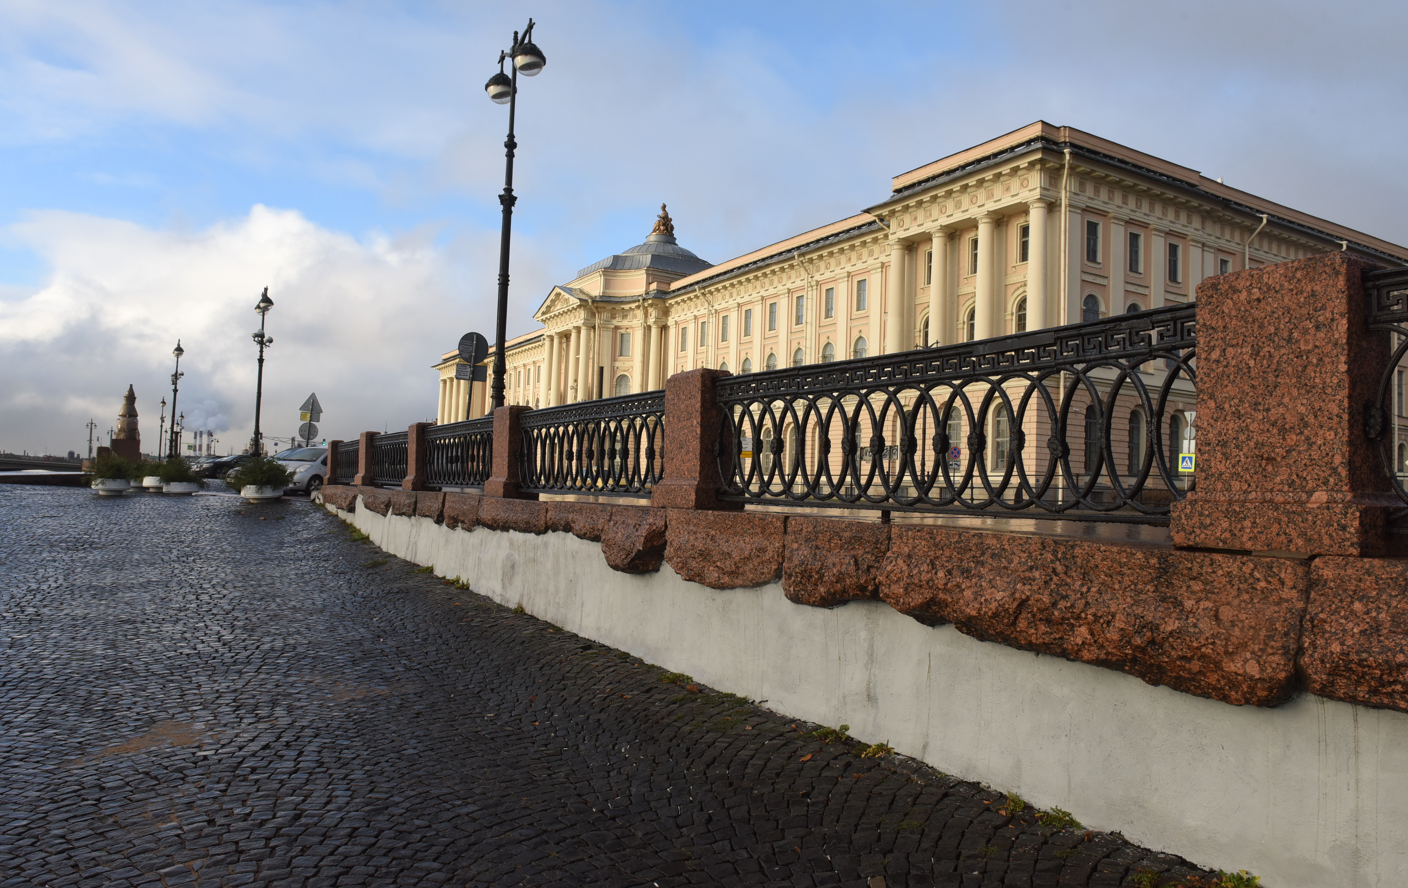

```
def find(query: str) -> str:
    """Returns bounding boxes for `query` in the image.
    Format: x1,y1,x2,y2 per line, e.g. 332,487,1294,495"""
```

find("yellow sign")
1179,453,1196,472
299,412,311,421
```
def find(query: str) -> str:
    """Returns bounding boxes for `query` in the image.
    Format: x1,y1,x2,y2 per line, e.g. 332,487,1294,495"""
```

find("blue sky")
2,0,1406,454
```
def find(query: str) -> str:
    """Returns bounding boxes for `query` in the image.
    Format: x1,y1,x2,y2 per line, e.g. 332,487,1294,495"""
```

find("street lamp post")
157,397,167,459
251,288,274,457
167,341,185,459
176,412,184,457
483,19,546,411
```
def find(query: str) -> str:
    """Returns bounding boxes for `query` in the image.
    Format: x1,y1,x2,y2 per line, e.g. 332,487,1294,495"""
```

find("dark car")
200,454,252,479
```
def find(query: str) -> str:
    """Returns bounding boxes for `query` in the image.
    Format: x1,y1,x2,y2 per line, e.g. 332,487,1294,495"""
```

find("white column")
975,213,998,339
567,326,581,402
1110,215,1127,312
1188,239,1207,292
838,272,852,359
544,334,557,407
643,322,657,391
599,322,614,397
1150,228,1167,309
1027,201,1048,330
577,323,593,401
883,240,907,354
1065,204,1083,324
437,378,447,424
633,317,645,393
928,228,948,346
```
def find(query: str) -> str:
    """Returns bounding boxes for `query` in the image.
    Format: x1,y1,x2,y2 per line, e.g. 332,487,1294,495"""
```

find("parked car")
273,447,328,494
199,454,251,479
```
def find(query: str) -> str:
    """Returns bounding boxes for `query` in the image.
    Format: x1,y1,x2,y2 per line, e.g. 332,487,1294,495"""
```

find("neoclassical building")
435,121,1408,423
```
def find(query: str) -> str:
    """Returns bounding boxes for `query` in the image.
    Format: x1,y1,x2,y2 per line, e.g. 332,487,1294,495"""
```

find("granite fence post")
402,422,429,491
352,431,377,487
1170,252,1397,556
651,368,741,511
484,406,537,500
326,439,342,485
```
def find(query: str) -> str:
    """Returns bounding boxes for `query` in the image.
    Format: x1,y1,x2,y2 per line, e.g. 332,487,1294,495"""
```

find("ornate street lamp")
484,18,546,411
251,288,274,456
157,397,167,459
167,341,185,459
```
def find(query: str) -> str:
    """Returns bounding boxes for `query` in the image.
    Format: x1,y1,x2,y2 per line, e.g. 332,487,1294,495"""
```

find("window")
1129,232,1143,274
963,306,975,342
699,319,707,345
619,330,631,357
1086,220,1101,263
1014,297,1027,333
795,294,805,326
822,342,835,362
765,352,778,371
1168,242,1182,284
760,427,774,475
824,287,835,319
1018,224,1031,263
1126,302,1142,314
1398,369,1405,416
921,316,930,347
1128,410,1144,474
720,315,729,342
743,308,753,337
946,410,963,468
925,249,934,284
856,280,867,311
1220,258,1231,275
719,361,729,373
741,357,752,374
968,237,979,275
1168,414,1183,472
1082,294,1101,322
679,326,687,352
614,374,631,397
792,347,804,367
1399,442,1407,475
768,302,777,331
993,405,1013,471
852,336,867,360
1084,405,1102,475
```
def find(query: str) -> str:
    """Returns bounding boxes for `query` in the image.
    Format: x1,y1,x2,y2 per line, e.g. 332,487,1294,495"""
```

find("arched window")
765,352,778,372
741,356,752,374
1082,294,1101,322
1014,297,1027,333
785,424,799,474
1084,404,1102,475
1168,413,1183,473
791,347,805,368
614,374,631,397
946,410,963,468
821,342,836,363
921,316,930,347
852,336,867,359
993,405,1013,470
963,306,976,341
1125,302,1143,314
1128,410,1144,474
719,360,729,373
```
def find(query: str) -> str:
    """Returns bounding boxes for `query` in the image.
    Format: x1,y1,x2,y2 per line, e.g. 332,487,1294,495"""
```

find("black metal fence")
519,392,665,497
333,440,358,485
1362,267,1408,523
424,417,494,489
370,431,408,488
714,304,1198,523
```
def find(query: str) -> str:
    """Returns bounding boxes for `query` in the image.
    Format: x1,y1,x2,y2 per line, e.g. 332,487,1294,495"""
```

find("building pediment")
535,286,587,321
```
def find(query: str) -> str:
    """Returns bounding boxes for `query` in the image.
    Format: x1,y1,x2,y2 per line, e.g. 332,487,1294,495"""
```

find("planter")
163,481,203,495
241,485,285,503
92,478,131,496
142,476,164,490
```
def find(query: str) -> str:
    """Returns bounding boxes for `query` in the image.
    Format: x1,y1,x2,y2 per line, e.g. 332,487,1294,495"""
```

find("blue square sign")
1178,454,1196,472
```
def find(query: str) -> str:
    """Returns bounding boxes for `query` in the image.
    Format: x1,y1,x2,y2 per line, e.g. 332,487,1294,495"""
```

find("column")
577,323,593,402
1065,204,1083,323
1150,228,1167,309
437,378,447,425
975,213,998,339
644,322,657,392
1027,200,1048,330
567,326,581,403
928,228,948,346
883,240,908,354
600,321,614,397
838,271,852,359
633,317,645,393
1110,215,1127,312
1188,239,1207,291
656,321,668,387
544,333,557,407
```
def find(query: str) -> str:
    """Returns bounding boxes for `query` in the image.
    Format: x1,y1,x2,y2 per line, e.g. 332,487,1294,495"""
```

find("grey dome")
575,232,712,279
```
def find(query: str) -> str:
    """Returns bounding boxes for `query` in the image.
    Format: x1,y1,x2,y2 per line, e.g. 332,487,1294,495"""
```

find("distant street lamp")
483,18,546,411
167,341,185,459
86,419,97,459
251,288,274,457
158,397,167,459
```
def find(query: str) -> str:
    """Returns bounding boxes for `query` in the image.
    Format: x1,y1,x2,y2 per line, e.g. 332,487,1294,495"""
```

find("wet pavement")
0,484,1220,887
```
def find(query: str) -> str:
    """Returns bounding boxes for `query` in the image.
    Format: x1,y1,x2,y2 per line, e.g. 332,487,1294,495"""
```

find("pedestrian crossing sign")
1179,453,1195,472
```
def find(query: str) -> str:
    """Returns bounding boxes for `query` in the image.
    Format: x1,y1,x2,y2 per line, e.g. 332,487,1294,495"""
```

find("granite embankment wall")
323,485,1408,888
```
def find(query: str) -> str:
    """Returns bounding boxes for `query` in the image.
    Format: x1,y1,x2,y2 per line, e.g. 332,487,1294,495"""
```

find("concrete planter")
163,481,202,495
141,476,164,490
241,485,284,503
91,478,130,496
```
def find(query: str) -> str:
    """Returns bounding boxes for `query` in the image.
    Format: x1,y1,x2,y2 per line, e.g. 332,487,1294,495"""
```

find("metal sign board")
299,411,310,421
458,332,489,365
1179,454,1196,472
300,422,319,441
948,446,962,460
454,364,487,381
298,393,323,415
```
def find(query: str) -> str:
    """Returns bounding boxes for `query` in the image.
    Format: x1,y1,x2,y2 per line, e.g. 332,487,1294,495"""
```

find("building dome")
574,204,712,278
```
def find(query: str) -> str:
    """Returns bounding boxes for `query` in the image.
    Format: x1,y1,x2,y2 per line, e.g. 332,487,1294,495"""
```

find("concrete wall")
335,499,1408,888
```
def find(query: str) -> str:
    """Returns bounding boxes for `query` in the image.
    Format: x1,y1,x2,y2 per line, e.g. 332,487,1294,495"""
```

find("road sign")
948,446,962,461
298,393,323,422
300,422,319,441
458,332,489,365
1179,453,1196,472
455,363,487,381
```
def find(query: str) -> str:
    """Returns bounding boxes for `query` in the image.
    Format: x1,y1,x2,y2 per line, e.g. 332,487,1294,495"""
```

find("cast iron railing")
1362,267,1408,523
333,440,358,485
370,431,408,487
425,417,494,489
715,304,1198,523
519,391,665,497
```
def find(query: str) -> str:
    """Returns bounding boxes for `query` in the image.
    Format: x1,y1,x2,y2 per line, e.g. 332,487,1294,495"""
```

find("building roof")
574,232,712,279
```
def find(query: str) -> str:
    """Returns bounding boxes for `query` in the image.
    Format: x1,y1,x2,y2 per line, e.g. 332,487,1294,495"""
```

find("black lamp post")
167,341,184,459
483,19,546,411
157,397,167,459
251,288,274,456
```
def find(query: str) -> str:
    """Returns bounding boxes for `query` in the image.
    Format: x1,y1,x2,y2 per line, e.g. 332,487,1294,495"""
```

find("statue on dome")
651,203,675,238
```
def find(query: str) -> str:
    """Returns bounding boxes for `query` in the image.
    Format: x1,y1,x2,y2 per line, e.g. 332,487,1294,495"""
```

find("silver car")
273,447,328,494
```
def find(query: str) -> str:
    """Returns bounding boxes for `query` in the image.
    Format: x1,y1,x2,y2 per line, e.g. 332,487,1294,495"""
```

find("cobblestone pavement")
0,485,1222,888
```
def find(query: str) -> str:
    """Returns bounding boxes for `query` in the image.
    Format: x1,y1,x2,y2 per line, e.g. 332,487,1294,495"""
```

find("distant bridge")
0,456,84,472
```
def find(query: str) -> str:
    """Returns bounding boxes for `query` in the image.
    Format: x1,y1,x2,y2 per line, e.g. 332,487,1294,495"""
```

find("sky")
3,0,1407,456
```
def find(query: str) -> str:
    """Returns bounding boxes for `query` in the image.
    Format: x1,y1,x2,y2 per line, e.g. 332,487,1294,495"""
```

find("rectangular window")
968,238,978,275
856,280,868,311
768,302,777,331
619,330,631,357
925,249,934,284
1018,224,1030,264
698,319,707,346
1086,220,1100,264
1219,257,1231,275
1128,232,1143,274
743,308,753,337
679,326,687,353
1168,243,1182,284
720,315,729,342
794,294,805,326
1399,368,1405,416
824,287,835,318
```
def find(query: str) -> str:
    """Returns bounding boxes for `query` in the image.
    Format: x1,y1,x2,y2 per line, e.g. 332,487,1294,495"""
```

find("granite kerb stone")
545,501,612,542
443,493,481,531
664,509,786,589
358,486,391,516
1301,555,1408,714
321,484,357,512
601,506,669,574
415,491,445,523
389,490,417,517
478,497,548,535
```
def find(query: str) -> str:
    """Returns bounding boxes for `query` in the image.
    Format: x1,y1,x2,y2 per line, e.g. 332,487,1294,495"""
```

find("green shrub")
225,456,293,490
91,452,138,481
157,457,199,484
1035,807,1082,830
